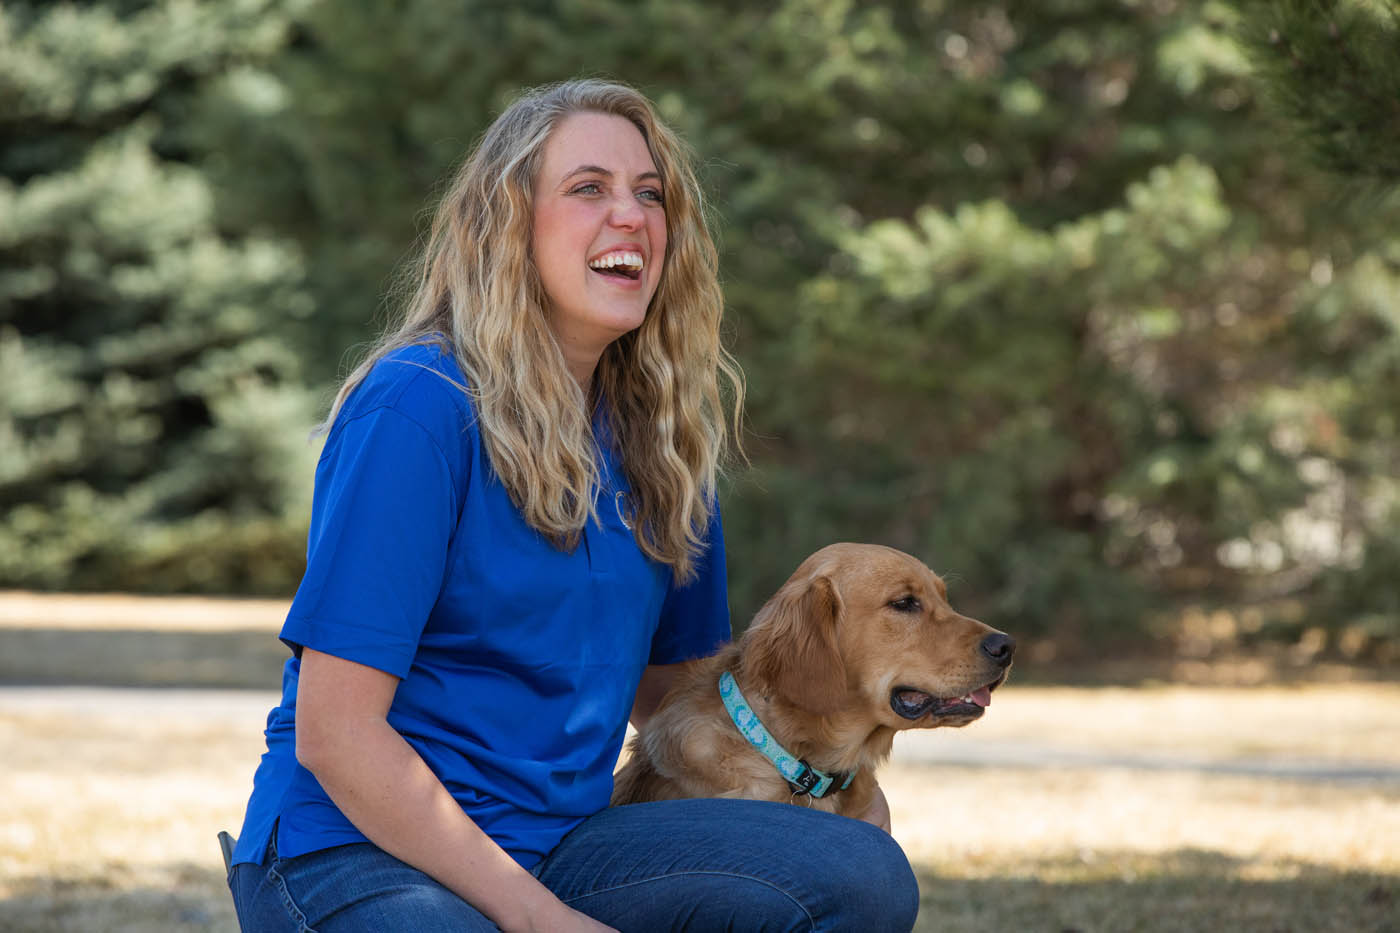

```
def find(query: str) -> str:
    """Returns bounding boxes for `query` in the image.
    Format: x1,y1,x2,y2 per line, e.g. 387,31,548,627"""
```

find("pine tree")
1238,0,1400,183
18,0,1391,658
1231,0,1400,649
0,1,320,593
186,0,1400,655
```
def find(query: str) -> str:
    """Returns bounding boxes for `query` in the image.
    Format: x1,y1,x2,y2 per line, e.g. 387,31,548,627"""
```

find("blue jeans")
228,799,919,932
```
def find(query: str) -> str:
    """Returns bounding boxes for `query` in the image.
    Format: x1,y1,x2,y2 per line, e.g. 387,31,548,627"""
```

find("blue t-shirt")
232,342,730,870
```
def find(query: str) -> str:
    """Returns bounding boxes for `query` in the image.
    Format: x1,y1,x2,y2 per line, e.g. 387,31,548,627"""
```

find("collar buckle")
787,763,822,796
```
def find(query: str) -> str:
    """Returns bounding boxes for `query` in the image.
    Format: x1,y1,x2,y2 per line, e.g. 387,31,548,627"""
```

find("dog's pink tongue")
969,686,992,707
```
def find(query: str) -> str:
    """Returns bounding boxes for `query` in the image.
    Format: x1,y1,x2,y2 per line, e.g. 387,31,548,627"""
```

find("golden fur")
612,543,1015,818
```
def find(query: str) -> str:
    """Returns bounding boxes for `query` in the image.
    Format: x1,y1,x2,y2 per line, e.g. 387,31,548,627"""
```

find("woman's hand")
516,896,619,933
557,908,620,933
859,782,893,833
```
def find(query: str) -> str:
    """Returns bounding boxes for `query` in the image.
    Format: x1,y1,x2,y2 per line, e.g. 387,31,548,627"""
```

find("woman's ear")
738,573,848,715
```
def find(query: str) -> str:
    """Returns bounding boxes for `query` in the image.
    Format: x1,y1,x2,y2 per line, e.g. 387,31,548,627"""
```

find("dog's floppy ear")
739,573,848,715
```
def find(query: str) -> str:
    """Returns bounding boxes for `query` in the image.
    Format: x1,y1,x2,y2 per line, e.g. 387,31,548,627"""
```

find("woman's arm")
296,648,616,933
629,662,685,729
860,782,893,833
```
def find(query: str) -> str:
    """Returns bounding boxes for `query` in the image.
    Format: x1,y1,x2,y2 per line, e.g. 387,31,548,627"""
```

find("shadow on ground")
0,628,284,689
1,851,1392,933
0,865,237,933
914,849,1395,932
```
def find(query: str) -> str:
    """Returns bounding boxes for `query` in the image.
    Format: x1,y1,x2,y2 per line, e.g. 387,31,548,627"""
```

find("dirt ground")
1,592,1397,931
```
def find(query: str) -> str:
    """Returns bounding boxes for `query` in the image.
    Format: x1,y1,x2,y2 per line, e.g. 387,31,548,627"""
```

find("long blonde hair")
325,79,744,582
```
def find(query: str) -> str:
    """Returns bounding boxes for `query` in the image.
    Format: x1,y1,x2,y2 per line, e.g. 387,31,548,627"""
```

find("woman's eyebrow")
561,165,662,184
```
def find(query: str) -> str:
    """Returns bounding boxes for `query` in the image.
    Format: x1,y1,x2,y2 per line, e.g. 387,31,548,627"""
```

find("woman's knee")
728,805,918,931
809,820,919,932
863,823,921,930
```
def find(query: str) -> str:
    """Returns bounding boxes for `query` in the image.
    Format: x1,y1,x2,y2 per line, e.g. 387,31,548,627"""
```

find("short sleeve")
280,406,460,679
648,504,731,664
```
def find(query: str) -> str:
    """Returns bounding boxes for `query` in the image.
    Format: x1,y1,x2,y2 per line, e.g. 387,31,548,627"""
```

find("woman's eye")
889,596,921,613
570,182,602,195
638,188,664,204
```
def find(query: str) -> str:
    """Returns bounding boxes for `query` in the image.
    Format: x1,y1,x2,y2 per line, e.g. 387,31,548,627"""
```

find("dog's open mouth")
890,670,1007,721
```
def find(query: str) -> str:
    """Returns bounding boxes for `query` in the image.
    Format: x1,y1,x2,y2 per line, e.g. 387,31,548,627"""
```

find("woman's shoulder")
338,339,477,441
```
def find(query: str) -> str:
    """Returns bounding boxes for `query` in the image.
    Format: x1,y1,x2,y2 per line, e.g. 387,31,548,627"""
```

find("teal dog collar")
718,670,856,798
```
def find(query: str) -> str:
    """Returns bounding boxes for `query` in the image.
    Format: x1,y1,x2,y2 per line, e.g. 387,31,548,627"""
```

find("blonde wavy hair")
325,79,744,582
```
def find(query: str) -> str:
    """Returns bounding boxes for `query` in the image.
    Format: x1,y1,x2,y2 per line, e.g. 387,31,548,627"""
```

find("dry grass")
890,685,1400,930
0,592,289,631
897,682,1400,768
887,764,1398,930
2,684,1397,932
0,689,263,932
1,592,1397,931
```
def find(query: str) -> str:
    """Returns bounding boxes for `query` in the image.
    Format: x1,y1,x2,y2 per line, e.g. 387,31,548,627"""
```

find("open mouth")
588,252,644,281
889,669,1008,721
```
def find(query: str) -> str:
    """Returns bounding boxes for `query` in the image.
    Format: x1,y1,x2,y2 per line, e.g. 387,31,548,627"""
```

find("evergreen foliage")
1238,0,1400,183
0,1,320,592
3,1,1396,659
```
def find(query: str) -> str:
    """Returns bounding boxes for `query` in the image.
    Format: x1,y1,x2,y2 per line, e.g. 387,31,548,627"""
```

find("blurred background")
1,1,1398,930
3,0,1399,670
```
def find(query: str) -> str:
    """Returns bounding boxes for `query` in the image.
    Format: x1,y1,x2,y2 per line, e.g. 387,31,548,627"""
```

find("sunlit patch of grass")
883,763,1400,873
916,683,1400,764
0,690,265,932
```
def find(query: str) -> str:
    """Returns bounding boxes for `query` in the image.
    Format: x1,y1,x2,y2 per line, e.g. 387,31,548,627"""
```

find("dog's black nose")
980,632,1015,667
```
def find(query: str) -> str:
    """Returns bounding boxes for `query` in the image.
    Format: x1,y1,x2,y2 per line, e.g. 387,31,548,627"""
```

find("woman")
228,79,918,932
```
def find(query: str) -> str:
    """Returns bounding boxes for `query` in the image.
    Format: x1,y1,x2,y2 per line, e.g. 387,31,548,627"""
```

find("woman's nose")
608,195,644,230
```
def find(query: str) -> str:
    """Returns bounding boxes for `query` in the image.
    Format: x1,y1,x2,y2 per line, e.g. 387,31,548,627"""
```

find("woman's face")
532,111,668,386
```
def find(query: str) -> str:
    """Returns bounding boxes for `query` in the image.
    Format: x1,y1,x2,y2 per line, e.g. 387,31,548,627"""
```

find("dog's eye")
888,596,921,613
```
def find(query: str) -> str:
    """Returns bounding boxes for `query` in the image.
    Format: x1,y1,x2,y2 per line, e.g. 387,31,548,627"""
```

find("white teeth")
589,251,644,272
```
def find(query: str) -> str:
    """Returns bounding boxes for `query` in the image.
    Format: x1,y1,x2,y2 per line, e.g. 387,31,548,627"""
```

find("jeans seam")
266,859,318,933
558,869,816,930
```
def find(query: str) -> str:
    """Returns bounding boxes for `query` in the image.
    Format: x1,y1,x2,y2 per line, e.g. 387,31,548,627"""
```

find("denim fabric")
229,799,918,932
229,837,498,932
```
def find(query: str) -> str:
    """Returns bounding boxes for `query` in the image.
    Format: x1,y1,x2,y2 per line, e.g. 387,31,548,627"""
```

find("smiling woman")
222,79,920,933
532,112,669,386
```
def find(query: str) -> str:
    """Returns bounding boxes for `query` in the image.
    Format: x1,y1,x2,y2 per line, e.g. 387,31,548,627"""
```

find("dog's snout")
979,632,1015,667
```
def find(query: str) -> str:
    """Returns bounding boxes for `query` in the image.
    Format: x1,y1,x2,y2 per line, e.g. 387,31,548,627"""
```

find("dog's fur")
612,543,1014,818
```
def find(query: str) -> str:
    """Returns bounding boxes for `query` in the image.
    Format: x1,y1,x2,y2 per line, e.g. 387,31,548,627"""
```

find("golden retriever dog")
612,543,1014,819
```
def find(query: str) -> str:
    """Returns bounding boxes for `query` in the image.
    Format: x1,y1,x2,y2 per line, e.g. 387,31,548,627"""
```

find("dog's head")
736,543,1014,729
